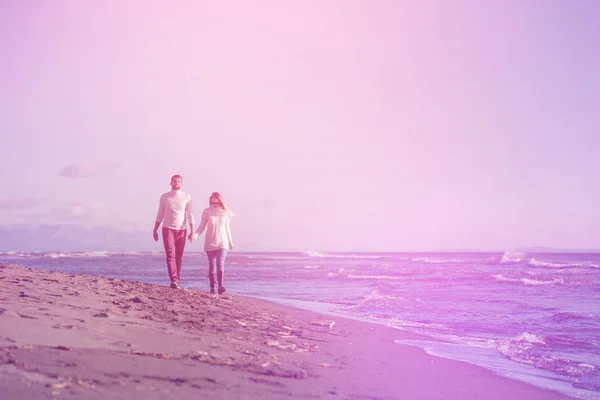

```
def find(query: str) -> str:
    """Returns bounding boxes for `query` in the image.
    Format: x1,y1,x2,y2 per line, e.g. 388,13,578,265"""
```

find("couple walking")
153,174,233,295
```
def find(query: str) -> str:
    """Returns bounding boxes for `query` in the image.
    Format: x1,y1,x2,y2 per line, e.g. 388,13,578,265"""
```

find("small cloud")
59,162,122,179
0,196,44,210
49,202,108,221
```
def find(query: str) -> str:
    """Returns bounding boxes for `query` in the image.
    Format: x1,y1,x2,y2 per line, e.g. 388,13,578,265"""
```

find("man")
153,174,195,289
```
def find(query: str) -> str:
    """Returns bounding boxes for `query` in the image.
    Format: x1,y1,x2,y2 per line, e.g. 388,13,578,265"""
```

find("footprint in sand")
93,312,109,318
248,377,286,387
112,341,132,348
51,324,85,331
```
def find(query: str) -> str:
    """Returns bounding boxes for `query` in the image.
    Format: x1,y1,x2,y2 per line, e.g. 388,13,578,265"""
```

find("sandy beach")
0,263,575,399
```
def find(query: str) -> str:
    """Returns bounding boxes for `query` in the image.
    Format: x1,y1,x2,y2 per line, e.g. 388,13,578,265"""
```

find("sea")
1,250,599,399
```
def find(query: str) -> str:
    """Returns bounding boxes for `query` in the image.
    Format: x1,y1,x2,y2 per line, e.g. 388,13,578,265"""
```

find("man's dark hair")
171,174,183,181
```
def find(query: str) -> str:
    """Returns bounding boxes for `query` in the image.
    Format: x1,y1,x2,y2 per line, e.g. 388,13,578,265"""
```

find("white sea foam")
492,333,546,369
303,265,320,269
528,258,600,269
347,274,404,280
362,289,398,301
40,251,109,259
394,339,598,400
346,290,400,311
500,251,526,263
529,258,569,268
304,250,325,257
492,274,520,282
515,332,546,344
493,274,563,286
85,251,108,257
387,317,449,332
493,333,599,381
43,252,69,259
495,334,543,364
2,251,40,258
521,277,564,286
411,257,464,264
327,267,351,277
304,250,384,259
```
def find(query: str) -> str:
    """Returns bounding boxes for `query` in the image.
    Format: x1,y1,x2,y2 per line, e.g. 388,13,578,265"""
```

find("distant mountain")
522,247,600,253
431,247,600,254
2,225,598,253
0,224,155,252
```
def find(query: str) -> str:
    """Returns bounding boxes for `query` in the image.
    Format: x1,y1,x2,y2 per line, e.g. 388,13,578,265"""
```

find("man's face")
171,177,182,190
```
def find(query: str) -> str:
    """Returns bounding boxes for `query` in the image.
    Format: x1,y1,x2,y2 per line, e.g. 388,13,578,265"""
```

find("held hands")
188,232,199,242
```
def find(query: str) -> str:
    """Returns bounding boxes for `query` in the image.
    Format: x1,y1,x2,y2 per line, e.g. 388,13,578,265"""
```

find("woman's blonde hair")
209,192,235,216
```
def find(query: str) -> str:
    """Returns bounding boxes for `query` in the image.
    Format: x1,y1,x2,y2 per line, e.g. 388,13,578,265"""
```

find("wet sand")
0,263,574,399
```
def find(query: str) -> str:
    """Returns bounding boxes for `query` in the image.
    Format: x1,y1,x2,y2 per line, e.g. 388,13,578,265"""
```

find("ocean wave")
544,334,600,353
411,257,465,264
85,251,109,257
387,317,450,333
522,277,564,286
347,274,405,281
363,289,398,301
118,251,139,256
529,258,571,268
325,267,403,280
495,333,597,380
304,250,325,257
548,312,589,323
529,258,600,269
0,251,43,258
494,333,545,366
327,267,353,277
346,290,401,310
1,251,134,259
500,251,527,263
303,265,320,269
516,332,546,344
492,274,520,282
492,274,563,286
42,252,69,259
303,250,384,259
40,251,110,259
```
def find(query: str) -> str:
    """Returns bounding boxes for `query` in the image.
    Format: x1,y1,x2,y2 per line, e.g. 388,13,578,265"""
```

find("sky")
1,0,599,251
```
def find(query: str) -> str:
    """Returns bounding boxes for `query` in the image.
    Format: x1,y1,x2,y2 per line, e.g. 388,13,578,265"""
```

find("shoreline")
0,263,577,399
248,296,597,400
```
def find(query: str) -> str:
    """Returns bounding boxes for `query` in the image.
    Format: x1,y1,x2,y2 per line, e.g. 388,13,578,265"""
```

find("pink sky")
1,1,599,251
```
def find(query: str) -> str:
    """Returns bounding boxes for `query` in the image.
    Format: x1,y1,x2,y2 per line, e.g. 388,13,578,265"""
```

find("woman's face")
210,197,221,208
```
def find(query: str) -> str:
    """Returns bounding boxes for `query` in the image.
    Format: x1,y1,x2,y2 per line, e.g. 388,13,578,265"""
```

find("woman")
194,192,234,295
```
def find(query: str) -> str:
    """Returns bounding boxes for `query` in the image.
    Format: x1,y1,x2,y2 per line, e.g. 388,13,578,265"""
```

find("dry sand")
0,263,574,399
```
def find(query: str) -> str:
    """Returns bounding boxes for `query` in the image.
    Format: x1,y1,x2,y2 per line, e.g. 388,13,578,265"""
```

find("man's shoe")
218,286,226,295
170,282,180,289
